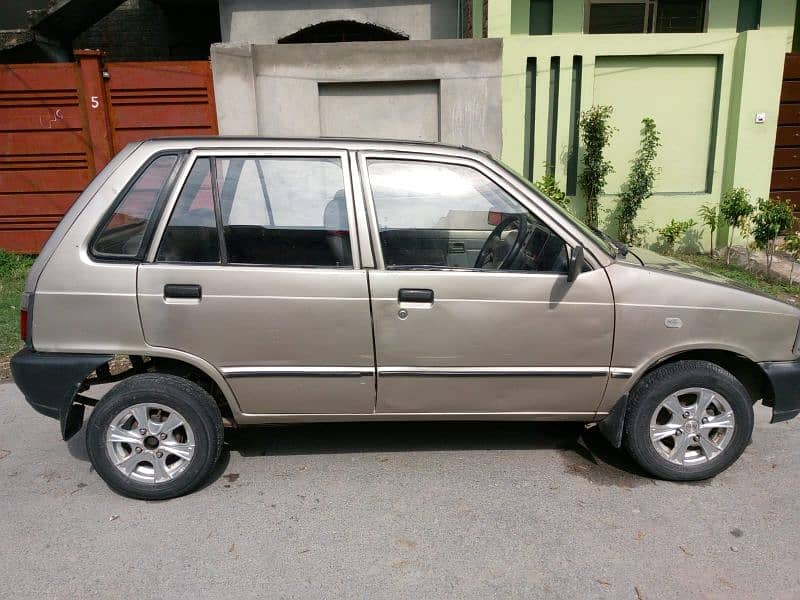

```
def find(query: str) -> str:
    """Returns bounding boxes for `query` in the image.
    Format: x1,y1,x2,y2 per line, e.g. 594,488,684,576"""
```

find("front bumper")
759,360,800,424
10,348,112,439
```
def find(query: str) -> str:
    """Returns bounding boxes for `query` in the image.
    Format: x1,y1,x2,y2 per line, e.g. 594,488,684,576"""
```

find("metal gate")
771,53,800,214
0,52,217,252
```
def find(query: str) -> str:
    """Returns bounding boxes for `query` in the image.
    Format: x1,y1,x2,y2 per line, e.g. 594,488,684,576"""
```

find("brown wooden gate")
0,52,217,253
772,53,800,214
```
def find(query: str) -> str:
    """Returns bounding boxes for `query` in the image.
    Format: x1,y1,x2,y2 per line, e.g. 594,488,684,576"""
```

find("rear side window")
92,154,178,258
157,156,352,268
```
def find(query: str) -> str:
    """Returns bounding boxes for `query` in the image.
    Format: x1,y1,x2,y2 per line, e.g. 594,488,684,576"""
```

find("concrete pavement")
1,382,798,599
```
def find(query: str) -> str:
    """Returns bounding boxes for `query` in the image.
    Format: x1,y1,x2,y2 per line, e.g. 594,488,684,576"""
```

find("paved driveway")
1,383,798,599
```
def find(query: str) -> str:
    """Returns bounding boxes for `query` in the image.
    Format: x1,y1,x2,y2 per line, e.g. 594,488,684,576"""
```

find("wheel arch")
598,348,772,448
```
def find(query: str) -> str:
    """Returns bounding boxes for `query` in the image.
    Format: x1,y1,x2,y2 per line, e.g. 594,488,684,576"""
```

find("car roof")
135,136,493,160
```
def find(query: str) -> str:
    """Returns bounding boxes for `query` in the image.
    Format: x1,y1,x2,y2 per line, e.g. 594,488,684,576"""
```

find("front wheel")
623,360,754,481
86,374,224,499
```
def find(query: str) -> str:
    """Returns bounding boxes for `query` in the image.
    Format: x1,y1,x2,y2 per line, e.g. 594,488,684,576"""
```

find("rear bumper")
10,348,112,439
759,360,800,424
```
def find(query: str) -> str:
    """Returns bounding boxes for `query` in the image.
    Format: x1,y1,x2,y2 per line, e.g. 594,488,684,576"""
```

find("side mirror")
567,244,584,283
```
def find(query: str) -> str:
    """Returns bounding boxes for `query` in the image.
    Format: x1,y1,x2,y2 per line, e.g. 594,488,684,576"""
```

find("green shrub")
533,172,569,210
616,118,661,244
752,197,794,277
697,203,718,257
719,187,754,264
781,231,800,284
578,105,615,229
657,219,696,255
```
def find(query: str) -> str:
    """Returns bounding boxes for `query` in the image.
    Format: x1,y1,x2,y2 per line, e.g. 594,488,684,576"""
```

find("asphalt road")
1,382,799,599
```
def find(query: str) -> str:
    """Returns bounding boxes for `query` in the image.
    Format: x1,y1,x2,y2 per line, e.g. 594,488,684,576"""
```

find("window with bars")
585,0,707,34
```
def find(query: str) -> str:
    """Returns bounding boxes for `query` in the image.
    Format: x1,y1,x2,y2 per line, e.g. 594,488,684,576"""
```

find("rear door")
358,152,615,417
137,148,376,415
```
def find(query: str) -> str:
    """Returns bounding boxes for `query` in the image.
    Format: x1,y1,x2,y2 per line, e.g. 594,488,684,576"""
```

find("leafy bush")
578,105,615,229
533,172,569,210
781,231,800,284
697,203,718,256
657,219,696,255
616,118,661,244
719,187,754,264
752,197,794,276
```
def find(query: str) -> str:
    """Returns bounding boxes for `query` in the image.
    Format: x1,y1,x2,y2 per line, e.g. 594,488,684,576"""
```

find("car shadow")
222,420,656,488
66,419,658,490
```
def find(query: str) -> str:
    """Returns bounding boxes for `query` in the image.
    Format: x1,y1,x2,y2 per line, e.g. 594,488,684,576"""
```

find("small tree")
534,171,569,210
752,197,794,277
616,118,661,244
781,231,800,284
698,203,718,257
657,219,696,255
578,105,615,229
719,187,754,264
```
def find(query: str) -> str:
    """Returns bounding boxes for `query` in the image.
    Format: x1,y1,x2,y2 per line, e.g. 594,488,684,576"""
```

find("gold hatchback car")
11,138,800,499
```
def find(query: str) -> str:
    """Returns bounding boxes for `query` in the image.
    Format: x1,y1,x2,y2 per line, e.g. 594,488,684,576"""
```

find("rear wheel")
623,360,754,481
86,374,223,499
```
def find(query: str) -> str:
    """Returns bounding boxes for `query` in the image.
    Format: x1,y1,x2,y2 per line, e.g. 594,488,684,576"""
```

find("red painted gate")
0,52,217,252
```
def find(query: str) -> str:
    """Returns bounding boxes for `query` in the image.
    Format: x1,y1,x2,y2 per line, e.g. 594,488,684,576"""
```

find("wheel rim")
649,387,736,466
105,402,196,484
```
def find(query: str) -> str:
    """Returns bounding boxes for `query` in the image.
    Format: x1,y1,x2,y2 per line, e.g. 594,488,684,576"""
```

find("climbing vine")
616,118,661,244
578,105,615,228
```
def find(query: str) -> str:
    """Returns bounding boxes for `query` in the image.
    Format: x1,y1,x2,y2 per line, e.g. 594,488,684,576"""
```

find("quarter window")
367,159,568,273
92,154,177,258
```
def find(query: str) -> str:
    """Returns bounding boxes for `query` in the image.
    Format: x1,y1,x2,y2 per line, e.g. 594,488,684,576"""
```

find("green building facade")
479,1,797,247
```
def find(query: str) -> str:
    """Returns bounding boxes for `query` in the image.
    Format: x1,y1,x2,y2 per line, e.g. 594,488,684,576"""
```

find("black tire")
86,373,224,500
623,360,754,481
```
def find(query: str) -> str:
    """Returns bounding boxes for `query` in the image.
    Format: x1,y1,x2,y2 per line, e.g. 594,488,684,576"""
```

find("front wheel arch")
599,350,769,448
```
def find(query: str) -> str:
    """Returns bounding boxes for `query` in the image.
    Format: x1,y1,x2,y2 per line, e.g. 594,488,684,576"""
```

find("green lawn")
676,253,800,305
0,251,35,359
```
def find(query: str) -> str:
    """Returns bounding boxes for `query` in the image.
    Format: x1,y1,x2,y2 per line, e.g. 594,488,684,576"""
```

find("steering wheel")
474,214,529,270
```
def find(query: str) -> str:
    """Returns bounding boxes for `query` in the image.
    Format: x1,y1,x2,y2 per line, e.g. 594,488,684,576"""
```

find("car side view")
11,138,800,499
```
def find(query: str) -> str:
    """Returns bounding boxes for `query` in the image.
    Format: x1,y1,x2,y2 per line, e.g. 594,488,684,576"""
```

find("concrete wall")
493,0,797,248
211,39,502,156
219,0,459,43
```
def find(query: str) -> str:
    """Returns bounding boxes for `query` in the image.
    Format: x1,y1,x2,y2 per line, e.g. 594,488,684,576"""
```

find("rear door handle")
164,284,202,299
398,288,434,303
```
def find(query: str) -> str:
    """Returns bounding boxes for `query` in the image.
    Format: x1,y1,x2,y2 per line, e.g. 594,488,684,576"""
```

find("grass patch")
0,251,34,359
676,253,800,304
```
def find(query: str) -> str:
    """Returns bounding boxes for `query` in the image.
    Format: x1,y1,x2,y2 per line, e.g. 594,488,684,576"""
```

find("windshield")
495,159,617,257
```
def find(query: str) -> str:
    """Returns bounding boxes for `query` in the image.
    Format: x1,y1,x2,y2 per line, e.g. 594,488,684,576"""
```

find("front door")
359,153,615,417
138,149,375,415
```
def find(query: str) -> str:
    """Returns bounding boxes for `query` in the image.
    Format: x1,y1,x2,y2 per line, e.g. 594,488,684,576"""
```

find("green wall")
493,0,796,249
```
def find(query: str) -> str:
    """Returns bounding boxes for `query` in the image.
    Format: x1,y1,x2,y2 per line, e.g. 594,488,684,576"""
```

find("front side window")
93,154,177,258
585,0,706,34
367,159,568,273
157,156,352,268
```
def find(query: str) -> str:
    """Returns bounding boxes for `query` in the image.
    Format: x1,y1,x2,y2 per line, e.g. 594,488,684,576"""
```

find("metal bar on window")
209,157,228,265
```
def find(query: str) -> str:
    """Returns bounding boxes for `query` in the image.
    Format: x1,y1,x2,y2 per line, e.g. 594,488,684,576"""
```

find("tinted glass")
216,157,351,267
655,0,706,33
157,158,220,263
93,154,177,257
588,3,647,33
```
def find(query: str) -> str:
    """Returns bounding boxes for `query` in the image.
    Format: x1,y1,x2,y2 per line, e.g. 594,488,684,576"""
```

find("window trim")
583,0,709,35
356,151,586,275
147,148,361,270
89,151,185,263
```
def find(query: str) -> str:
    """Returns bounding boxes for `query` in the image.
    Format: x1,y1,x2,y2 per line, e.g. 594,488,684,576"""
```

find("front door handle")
398,288,434,303
164,284,202,299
